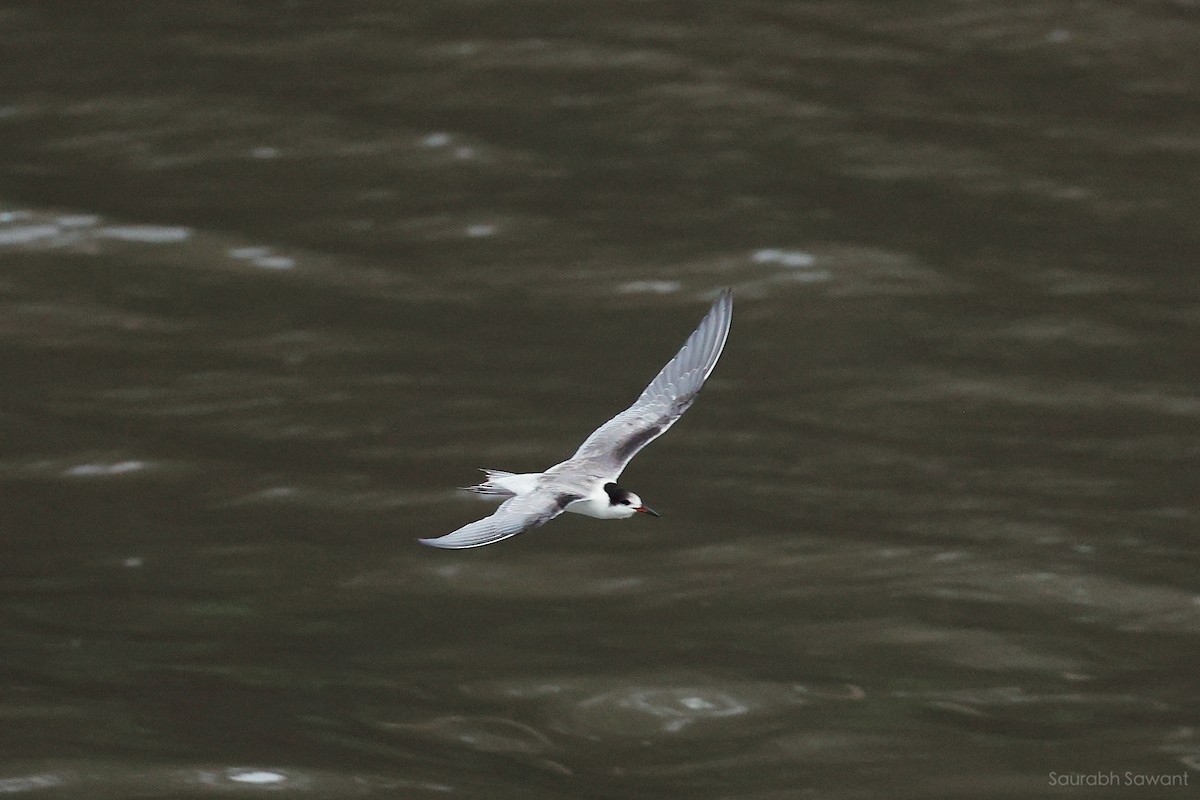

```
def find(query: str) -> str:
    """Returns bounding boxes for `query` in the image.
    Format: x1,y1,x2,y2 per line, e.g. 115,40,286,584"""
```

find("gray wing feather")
419,489,574,549
569,288,732,477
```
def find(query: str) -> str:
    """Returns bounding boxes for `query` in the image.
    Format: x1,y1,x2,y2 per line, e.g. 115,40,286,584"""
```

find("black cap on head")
602,482,629,505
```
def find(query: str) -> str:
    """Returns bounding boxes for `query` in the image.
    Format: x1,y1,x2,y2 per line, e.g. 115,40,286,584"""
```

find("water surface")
1,3,1197,798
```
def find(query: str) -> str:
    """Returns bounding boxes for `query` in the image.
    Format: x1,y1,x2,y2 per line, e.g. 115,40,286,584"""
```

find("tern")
418,288,733,550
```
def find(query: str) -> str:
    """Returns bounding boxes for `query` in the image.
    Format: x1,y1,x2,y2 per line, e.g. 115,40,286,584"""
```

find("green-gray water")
1,3,1197,798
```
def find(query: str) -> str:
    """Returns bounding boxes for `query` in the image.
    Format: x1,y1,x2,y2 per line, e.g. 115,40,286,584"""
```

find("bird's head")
603,481,659,519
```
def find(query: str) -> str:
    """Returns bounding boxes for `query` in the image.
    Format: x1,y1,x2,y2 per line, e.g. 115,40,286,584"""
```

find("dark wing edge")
569,288,733,474
418,489,577,550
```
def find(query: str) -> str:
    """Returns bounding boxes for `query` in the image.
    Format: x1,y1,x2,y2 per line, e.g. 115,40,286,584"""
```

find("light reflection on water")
2,2,1199,798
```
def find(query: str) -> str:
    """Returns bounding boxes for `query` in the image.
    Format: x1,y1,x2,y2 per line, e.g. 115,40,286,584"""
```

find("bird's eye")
620,499,631,506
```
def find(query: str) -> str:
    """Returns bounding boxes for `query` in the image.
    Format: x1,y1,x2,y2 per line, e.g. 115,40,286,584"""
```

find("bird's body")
419,288,733,550
466,470,627,519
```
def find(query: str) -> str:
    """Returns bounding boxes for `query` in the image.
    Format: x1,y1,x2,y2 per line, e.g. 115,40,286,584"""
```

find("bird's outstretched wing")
568,288,732,478
418,488,579,549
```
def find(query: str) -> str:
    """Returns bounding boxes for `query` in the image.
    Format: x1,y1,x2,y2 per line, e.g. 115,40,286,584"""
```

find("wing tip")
704,286,731,311
416,536,451,549
706,286,733,324
702,286,734,367
416,535,491,550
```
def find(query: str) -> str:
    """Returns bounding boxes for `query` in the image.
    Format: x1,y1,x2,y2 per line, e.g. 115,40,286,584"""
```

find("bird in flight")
419,288,733,549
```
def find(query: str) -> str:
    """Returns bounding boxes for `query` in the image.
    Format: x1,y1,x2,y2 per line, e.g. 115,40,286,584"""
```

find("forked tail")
462,468,518,496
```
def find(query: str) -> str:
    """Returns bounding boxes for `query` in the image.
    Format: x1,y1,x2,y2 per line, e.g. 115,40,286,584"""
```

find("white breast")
564,495,620,519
